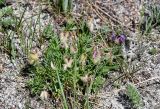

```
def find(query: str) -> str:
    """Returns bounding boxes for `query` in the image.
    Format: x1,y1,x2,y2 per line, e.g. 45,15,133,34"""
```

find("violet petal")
111,33,116,41
118,34,126,43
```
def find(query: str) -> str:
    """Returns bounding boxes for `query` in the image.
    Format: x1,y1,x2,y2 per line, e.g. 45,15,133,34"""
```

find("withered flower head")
80,53,87,66
28,52,39,64
70,45,78,54
93,46,101,64
80,74,92,84
87,16,94,32
50,61,56,70
60,31,69,49
63,56,73,70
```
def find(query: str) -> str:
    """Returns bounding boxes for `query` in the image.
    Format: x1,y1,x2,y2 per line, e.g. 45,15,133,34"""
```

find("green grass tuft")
140,5,160,35
126,84,143,108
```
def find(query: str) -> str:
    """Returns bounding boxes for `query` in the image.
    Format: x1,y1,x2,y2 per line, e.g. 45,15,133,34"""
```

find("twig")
97,0,124,6
135,76,160,87
89,101,103,107
92,2,134,31
87,1,105,22
105,71,136,88
92,7,106,23
92,3,121,25
105,62,142,88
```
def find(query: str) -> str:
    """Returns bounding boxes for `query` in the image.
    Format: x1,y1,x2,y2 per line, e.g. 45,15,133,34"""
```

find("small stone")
0,64,3,73
40,90,49,100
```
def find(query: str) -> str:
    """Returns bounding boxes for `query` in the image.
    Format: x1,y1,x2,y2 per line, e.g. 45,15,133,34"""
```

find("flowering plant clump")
27,21,123,108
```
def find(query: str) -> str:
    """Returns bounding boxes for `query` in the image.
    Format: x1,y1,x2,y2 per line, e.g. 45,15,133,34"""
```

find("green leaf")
0,6,13,18
92,76,105,93
0,0,4,5
63,0,68,12
42,24,54,39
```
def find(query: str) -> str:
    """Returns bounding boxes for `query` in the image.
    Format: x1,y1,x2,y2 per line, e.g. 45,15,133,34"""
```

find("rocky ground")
94,29,160,109
0,0,160,109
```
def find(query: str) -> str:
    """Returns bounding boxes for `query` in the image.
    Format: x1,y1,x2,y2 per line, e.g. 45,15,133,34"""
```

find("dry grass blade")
92,3,121,25
135,76,160,87
91,2,133,31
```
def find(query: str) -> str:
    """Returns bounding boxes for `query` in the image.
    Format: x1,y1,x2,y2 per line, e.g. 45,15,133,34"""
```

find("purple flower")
111,33,116,41
93,47,101,63
93,49,98,59
117,34,126,44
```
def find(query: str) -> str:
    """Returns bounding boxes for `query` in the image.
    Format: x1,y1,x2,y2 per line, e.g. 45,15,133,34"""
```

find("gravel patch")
0,53,54,109
0,0,54,108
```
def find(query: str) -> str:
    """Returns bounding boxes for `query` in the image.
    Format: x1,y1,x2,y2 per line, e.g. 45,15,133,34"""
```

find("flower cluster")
111,33,126,44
